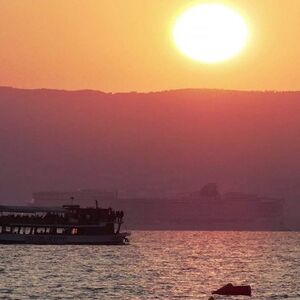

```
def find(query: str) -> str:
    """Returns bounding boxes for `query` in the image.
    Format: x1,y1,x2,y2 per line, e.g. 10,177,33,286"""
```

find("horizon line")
0,85,299,94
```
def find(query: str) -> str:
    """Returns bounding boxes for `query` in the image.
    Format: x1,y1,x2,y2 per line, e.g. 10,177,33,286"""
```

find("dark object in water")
212,283,252,296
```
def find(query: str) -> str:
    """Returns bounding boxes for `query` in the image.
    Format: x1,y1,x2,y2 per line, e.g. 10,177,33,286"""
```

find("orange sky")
0,0,299,92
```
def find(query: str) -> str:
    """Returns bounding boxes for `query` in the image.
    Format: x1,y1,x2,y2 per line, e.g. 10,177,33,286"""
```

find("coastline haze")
0,87,299,230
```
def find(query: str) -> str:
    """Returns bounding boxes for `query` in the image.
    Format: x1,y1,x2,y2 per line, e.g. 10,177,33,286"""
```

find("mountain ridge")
1,86,300,95
0,86,299,229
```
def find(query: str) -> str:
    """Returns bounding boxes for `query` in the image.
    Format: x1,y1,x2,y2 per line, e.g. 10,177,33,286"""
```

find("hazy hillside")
0,87,299,228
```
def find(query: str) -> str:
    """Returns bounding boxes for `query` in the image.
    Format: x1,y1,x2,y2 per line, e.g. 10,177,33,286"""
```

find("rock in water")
212,283,252,296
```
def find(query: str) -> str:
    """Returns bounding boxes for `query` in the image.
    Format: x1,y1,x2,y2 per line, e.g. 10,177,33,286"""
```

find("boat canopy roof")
0,206,67,213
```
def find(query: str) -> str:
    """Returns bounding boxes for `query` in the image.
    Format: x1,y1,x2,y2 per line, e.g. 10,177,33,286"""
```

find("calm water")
0,231,299,299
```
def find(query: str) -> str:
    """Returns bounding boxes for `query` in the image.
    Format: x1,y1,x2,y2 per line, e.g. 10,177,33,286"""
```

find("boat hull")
0,232,129,245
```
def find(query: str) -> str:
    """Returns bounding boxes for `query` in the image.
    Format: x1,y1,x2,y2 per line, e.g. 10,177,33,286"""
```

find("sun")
173,3,249,63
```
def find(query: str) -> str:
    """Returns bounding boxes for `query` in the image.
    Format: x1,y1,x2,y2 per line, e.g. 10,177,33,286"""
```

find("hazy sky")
0,0,299,92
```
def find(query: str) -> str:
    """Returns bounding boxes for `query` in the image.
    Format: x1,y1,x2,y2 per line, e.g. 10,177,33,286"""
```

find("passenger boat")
0,204,130,245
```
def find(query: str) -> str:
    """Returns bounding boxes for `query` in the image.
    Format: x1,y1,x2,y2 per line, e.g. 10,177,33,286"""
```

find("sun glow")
173,3,249,63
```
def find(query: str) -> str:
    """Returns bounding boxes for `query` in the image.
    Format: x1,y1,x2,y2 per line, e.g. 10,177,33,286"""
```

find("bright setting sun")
173,3,249,63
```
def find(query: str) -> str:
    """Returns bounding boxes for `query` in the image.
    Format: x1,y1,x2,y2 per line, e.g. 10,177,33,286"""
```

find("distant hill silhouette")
0,87,299,229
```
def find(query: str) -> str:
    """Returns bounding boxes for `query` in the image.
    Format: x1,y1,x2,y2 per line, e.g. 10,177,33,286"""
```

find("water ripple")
0,231,299,299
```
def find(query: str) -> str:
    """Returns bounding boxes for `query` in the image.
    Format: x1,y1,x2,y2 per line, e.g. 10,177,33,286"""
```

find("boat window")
19,227,25,234
36,227,46,234
71,228,78,235
12,227,18,234
0,226,2,233
45,227,51,234
25,227,31,234
56,228,64,234
5,226,11,233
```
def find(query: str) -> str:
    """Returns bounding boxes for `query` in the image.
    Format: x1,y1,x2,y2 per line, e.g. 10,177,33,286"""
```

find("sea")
0,231,299,299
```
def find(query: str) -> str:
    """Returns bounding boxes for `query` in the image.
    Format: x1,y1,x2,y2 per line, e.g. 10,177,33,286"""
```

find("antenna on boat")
70,196,74,206
95,200,99,209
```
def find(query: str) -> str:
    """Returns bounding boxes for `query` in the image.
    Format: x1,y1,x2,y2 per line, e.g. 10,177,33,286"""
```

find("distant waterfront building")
32,189,118,207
